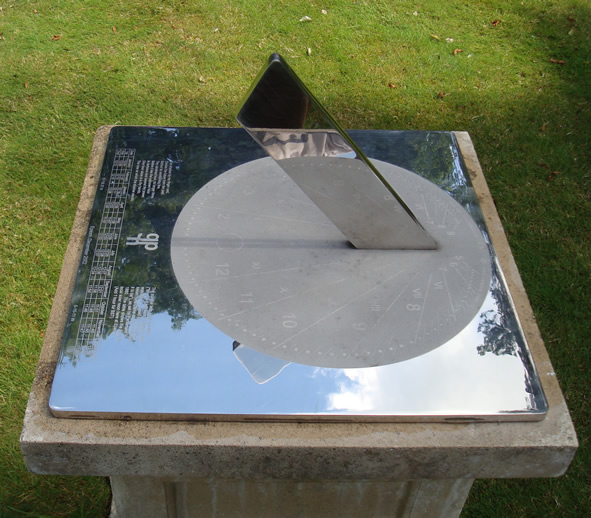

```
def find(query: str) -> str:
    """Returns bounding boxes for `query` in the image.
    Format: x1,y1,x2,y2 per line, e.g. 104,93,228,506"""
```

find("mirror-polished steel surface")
237,54,436,250
48,127,547,421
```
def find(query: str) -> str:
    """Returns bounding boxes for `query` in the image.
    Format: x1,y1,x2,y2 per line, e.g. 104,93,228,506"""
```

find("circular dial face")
171,158,491,368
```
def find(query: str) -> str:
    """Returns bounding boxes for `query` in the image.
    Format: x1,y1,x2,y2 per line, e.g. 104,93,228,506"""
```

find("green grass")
1,0,589,516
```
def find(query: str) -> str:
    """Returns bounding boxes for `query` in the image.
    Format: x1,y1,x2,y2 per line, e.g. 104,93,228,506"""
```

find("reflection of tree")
411,132,458,187
477,309,517,357
477,261,519,357
60,127,265,365
412,132,483,218
352,131,481,215
477,261,540,400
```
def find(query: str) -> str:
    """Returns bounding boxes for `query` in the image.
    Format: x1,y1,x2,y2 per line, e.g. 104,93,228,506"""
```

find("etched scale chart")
74,148,135,353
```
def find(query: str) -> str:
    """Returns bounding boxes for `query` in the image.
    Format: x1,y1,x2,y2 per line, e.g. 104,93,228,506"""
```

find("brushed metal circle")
171,157,491,368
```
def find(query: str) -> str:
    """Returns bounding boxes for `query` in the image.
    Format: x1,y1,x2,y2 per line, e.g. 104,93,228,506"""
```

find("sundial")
171,54,491,369
48,55,547,421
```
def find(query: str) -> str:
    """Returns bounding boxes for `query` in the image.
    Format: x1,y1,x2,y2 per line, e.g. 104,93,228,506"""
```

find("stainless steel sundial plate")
47,127,548,421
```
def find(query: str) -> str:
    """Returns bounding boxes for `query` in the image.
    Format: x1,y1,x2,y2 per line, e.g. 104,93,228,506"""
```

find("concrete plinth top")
21,127,577,480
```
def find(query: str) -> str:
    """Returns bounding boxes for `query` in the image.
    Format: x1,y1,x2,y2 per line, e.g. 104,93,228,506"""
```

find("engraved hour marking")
413,273,433,344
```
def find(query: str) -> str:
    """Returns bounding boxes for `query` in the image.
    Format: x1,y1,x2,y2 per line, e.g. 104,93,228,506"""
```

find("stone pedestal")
21,128,577,517
109,477,473,518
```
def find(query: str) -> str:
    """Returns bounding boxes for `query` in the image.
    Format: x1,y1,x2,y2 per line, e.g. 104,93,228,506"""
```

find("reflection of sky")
50,289,540,417
52,312,340,414
325,293,529,415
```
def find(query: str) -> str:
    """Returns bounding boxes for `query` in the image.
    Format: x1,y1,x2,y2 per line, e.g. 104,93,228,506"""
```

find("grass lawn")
1,0,589,516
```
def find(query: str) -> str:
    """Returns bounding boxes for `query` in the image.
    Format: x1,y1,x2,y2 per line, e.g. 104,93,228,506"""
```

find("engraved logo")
126,232,159,250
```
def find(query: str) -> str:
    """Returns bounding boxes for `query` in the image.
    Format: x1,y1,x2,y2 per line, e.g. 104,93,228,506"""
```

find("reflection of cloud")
328,369,378,411
325,293,531,416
